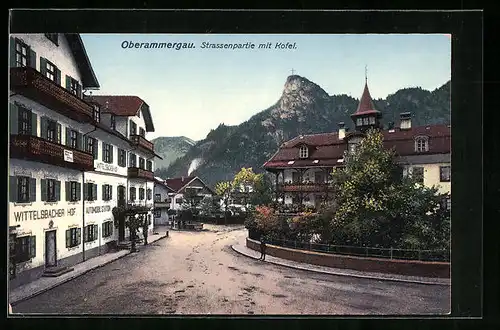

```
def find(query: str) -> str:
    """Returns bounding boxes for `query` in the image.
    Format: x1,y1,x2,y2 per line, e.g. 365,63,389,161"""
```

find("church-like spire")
351,74,382,132
352,82,379,116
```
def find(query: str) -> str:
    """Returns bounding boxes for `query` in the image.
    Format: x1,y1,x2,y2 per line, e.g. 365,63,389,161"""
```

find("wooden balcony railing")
127,167,155,181
10,67,94,123
10,134,94,171
277,182,332,193
130,134,154,153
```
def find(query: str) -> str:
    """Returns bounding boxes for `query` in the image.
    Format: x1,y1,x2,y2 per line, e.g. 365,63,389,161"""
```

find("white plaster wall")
154,183,171,202
88,129,131,178
11,34,83,85
114,117,128,139
9,159,84,270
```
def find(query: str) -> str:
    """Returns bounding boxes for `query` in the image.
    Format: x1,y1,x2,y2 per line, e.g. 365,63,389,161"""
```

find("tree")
112,205,150,252
181,188,202,212
232,167,262,215
215,181,233,225
198,195,221,217
249,173,273,206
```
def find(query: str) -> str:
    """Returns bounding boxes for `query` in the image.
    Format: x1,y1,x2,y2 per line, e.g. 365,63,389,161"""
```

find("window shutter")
93,184,98,201
77,228,82,244
102,185,106,200
65,127,70,146
83,183,88,200
66,229,70,248
77,83,82,98
102,222,105,237
65,181,70,201
110,185,113,200
40,117,48,139
40,57,47,76
29,236,36,258
55,180,61,201
83,226,88,243
76,182,81,201
102,143,106,161
94,225,98,240
9,176,18,202
29,178,36,202
65,75,71,91
41,179,47,201
9,37,16,67
31,112,38,136
55,67,61,85
56,123,62,144
77,132,83,150
9,103,19,135
29,49,37,69
94,139,98,159
109,146,114,163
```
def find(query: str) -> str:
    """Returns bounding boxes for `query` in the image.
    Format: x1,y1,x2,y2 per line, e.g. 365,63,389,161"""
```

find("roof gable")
65,34,100,89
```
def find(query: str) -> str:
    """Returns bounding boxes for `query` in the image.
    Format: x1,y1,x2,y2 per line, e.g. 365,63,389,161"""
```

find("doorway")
45,230,57,268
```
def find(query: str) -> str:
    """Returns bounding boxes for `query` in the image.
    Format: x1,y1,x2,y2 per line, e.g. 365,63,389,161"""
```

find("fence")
251,235,449,262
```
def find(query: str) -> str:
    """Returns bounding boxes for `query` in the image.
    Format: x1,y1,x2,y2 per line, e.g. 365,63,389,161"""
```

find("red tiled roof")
85,95,144,116
286,132,341,147
164,176,197,192
352,83,380,116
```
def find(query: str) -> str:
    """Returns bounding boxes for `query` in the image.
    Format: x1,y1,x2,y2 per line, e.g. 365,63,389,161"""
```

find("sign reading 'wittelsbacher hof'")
86,205,112,214
13,208,77,222
95,161,118,173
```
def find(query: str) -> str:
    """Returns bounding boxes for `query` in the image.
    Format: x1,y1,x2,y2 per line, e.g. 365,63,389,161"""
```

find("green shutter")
55,180,61,201
41,179,47,201
40,57,47,76
56,123,62,144
76,182,81,201
102,222,105,237
77,132,83,150
83,183,88,200
10,37,16,67
66,229,70,248
110,185,113,200
77,228,81,244
94,225,98,241
9,103,19,135
110,146,114,163
102,143,106,161
29,236,36,258
102,185,106,200
93,184,98,201
55,67,61,86
65,75,71,91
93,139,98,159
65,181,70,201
29,178,36,202
65,127,70,146
40,117,48,139
31,112,37,136
29,49,37,69
9,176,18,202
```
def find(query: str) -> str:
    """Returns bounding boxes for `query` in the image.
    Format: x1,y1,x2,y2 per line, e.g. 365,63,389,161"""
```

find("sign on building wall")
95,161,119,173
86,205,112,214
64,150,74,163
13,207,77,222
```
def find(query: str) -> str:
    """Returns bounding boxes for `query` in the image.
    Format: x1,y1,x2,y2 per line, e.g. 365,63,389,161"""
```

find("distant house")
163,176,214,211
153,177,175,226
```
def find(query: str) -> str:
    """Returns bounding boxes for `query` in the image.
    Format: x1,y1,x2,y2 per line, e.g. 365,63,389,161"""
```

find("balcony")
127,167,154,181
130,134,154,153
154,200,171,208
10,134,94,171
10,67,94,123
277,182,331,193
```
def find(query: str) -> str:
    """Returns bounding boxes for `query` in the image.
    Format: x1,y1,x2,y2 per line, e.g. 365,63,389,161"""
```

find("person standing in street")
259,234,267,261
142,217,149,245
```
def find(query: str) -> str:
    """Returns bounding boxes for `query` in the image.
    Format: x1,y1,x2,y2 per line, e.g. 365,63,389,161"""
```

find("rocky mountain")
156,75,451,188
151,136,195,170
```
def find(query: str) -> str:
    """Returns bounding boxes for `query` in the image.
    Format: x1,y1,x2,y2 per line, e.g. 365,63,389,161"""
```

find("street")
12,225,450,315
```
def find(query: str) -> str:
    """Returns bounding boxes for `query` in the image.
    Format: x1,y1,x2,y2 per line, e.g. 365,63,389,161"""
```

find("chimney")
400,112,412,130
338,122,346,140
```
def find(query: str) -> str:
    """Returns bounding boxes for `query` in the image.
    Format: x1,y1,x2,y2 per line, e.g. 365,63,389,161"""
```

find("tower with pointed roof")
351,70,382,133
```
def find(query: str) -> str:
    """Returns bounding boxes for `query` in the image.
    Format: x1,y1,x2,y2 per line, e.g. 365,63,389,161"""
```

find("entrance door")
45,230,57,267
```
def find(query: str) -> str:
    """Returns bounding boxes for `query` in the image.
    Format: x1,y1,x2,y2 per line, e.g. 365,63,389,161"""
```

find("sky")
81,34,451,141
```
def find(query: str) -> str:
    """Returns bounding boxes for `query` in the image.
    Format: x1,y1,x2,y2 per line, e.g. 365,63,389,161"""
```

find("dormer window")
93,105,100,123
299,145,309,159
110,115,116,130
414,136,429,152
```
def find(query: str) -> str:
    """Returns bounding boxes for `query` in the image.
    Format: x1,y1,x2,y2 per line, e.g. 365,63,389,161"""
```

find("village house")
263,78,451,211
153,177,175,226
162,176,214,211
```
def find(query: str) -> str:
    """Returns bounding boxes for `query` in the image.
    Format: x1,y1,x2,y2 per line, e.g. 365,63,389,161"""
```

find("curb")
230,245,450,286
11,234,169,305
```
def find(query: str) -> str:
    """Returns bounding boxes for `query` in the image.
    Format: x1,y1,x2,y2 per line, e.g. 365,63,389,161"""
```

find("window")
139,188,145,200
18,107,32,135
299,145,308,159
84,183,98,201
15,40,29,67
175,198,183,204
139,127,145,137
147,189,152,200
15,236,36,263
46,119,58,143
139,157,145,169
66,181,80,202
130,121,137,136
85,136,97,160
110,115,116,130
45,33,58,45
103,143,113,163
93,105,100,123
17,176,30,203
118,149,126,167
45,60,56,82
363,117,369,125
415,136,429,152
41,179,60,202
154,209,161,218
69,129,78,149
69,77,79,96
102,184,113,201
10,176,36,203
292,172,300,184
129,153,137,167
146,160,152,172
102,221,114,238
440,166,451,182
412,167,424,184
66,228,81,248
84,224,99,243
154,193,161,202
129,187,136,201
356,118,363,126
369,116,376,125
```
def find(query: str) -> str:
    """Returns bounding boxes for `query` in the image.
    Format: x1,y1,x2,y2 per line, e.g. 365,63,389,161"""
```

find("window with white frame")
414,136,429,152
440,166,451,182
299,145,308,159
